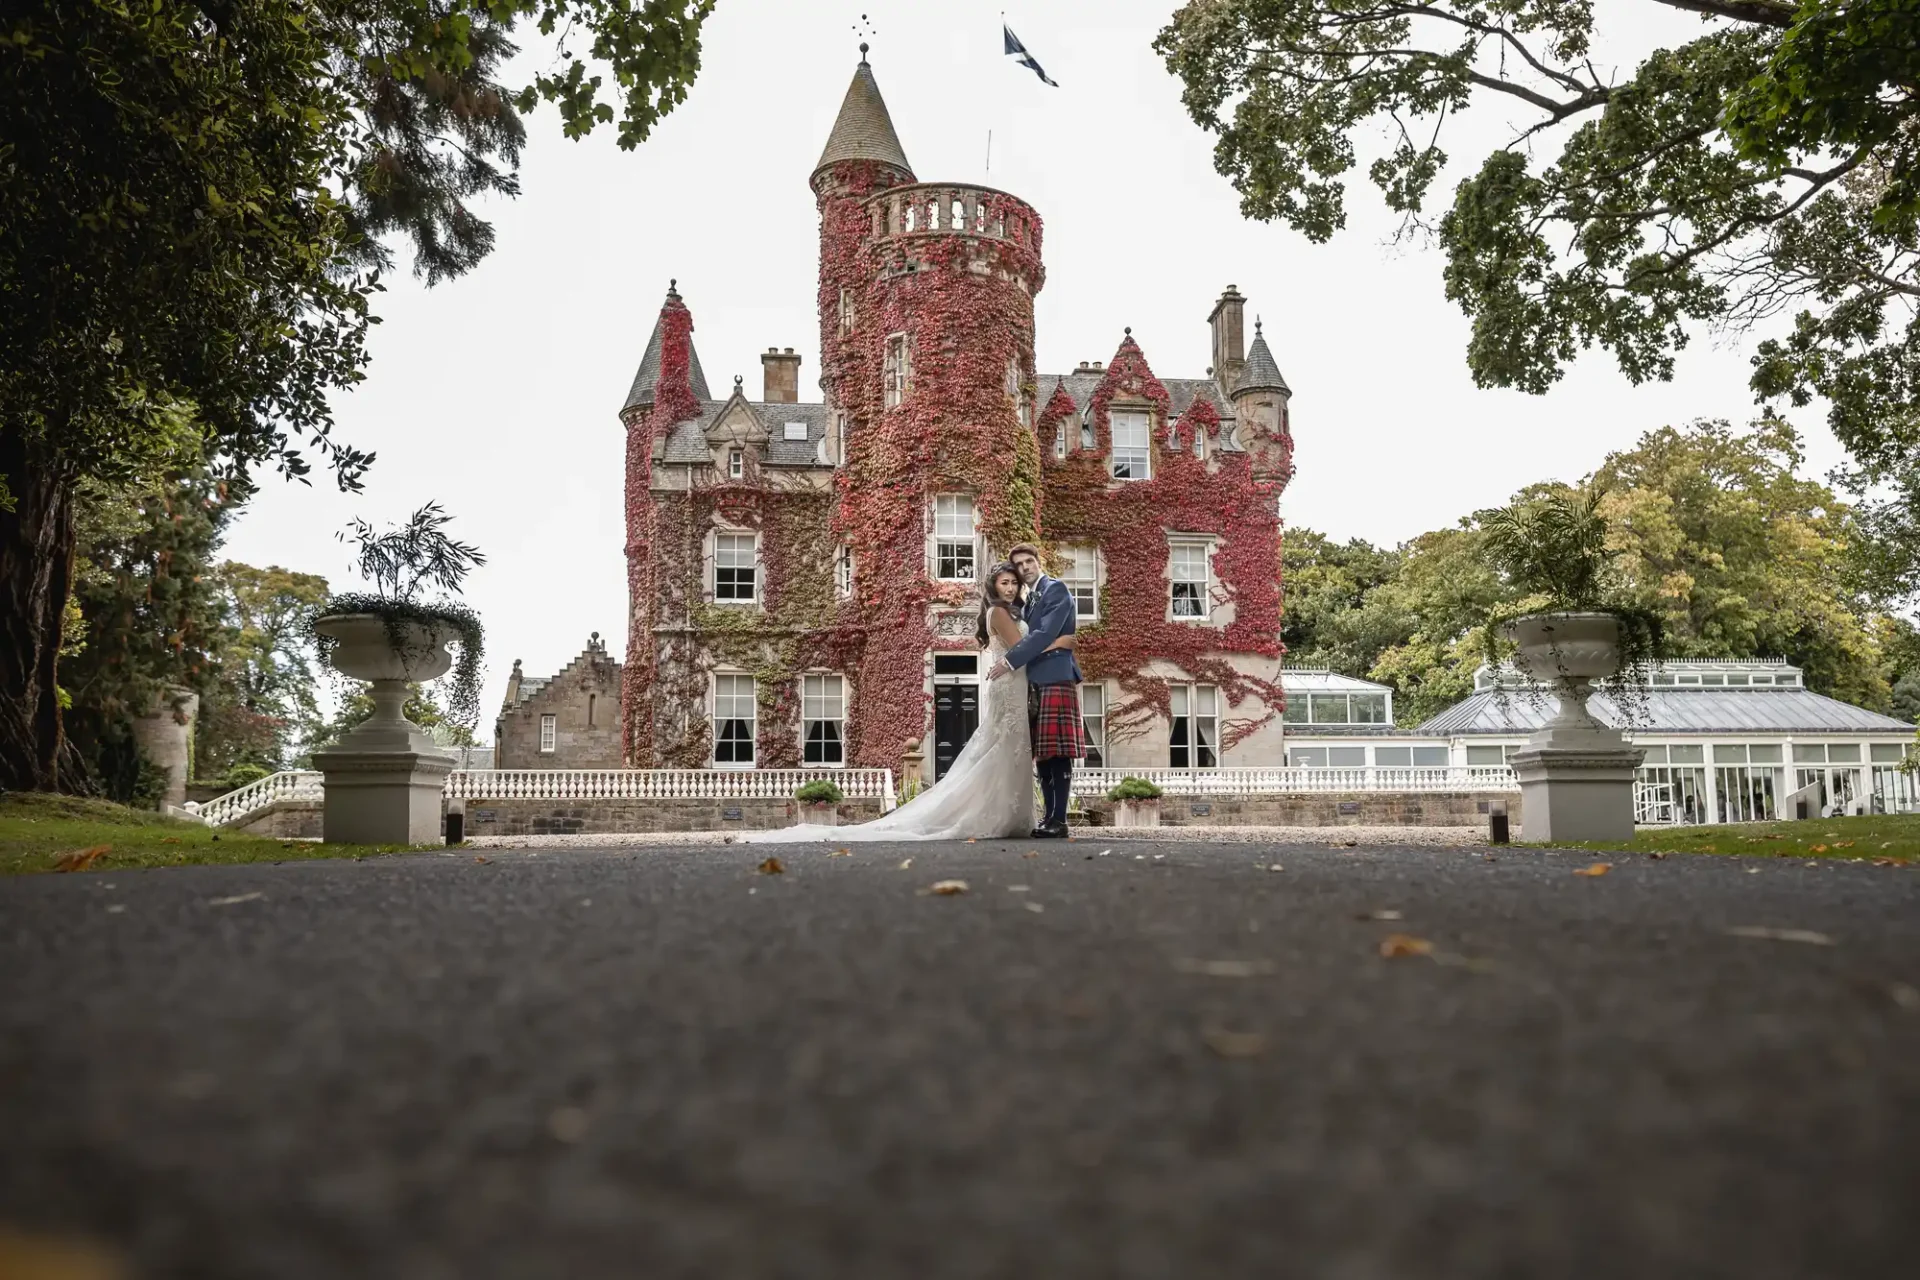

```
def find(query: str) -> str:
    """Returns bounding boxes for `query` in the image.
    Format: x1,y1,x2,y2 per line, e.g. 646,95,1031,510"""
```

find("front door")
933,682,979,780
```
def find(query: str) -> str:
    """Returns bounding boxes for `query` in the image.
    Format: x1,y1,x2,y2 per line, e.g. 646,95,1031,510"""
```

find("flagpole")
985,130,992,180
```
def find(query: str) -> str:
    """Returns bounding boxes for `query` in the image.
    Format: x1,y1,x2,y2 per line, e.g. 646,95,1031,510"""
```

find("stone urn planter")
1502,611,1622,741
311,612,460,845
1500,611,1643,842
1112,799,1161,829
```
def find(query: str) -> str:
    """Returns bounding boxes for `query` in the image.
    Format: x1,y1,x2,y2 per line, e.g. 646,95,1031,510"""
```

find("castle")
501,49,1296,780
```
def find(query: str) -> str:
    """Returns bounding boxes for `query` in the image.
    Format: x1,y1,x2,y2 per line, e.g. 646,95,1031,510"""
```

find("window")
835,544,853,598
727,448,744,479
802,674,845,765
539,714,556,753
783,422,808,442
713,674,756,767
1328,747,1366,767
1081,685,1107,768
1061,546,1099,620
1379,746,1447,766
1288,746,1327,768
1111,410,1151,480
1169,541,1210,620
1466,745,1515,766
834,412,849,466
1350,693,1388,724
1309,694,1349,723
1282,696,1307,724
884,333,911,409
714,531,756,602
1169,684,1219,768
839,286,855,334
1080,414,1095,451
1412,746,1449,766
1054,422,1067,459
587,695,595,728
934,495,977,581
1193,430,1206,459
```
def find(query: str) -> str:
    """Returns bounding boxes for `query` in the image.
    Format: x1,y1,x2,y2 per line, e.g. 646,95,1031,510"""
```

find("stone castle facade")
515,50,1296,782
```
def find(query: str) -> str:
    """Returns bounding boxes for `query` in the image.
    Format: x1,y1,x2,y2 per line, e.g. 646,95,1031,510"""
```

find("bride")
746,563,1075,842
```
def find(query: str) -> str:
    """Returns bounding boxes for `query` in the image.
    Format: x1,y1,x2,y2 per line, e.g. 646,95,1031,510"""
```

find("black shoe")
1029,825,1052,839
1042,822,1070,839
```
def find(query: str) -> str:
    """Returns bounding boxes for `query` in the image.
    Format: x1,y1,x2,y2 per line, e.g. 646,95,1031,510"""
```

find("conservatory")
1408,659,1917,823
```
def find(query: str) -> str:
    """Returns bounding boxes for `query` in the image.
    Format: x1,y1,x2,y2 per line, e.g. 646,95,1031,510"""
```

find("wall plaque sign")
723,807,743,820
1190,803,1212,817
1336,801,1361,816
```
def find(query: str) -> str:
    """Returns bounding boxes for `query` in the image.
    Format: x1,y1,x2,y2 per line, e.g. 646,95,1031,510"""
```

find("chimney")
761,347,802,403
1208,285,1246,390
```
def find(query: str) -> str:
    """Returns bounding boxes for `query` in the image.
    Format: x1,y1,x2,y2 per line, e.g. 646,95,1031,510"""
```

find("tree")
1,0,714,790
1279,528,1403,674
61,466,247,801
1157,1,1920,595
195,562,333,778
300,683,476,763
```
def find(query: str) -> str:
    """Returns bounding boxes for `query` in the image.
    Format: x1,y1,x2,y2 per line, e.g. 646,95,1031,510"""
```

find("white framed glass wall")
1869,743,1918,813
1636,744,1708,825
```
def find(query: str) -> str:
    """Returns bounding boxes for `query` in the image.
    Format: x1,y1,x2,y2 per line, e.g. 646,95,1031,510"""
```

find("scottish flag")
1003,24,1058,87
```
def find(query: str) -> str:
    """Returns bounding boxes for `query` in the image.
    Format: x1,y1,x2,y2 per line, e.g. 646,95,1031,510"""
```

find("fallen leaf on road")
1201,1028,1267,1059
966,839,976,844
1008,884,1030,892
757,857,785,876
1746,866,1762,874
207,892,264,907
53,845,110,873
1725,926,1834,946
1573,862,1612,877
1649,851,1669,860
1023,850,1040,859
1174,958,1276,977
1872,857,1904,867
1096,848,1111,857
1811,844,1829,853
1379,934,1433,958
1356,909,1404,921
828,848,851,858
1023,901,1045,914
898,858,912,869
926,879,969,896
474,856,490,864
1267,864,1285,872
105,904,126,915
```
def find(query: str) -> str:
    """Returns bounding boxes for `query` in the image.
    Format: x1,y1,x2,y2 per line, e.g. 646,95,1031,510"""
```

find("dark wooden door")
933,682,979,780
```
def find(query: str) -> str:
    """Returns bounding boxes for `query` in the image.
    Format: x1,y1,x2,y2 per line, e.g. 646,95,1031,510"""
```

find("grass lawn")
0,792,439,876
1540,812,1920,863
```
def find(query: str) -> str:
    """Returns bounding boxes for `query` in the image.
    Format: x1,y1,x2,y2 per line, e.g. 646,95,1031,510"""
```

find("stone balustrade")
1069,766,1519,796
865,183,1040,250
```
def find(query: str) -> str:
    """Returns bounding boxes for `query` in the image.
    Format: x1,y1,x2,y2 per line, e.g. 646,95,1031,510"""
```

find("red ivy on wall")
1037,334,1288,751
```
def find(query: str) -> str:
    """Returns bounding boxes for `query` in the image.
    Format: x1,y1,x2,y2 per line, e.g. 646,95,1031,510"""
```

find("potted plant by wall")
1107,776,1164,829
1478,486,1665,736
308,503,486,753
794,779,845,826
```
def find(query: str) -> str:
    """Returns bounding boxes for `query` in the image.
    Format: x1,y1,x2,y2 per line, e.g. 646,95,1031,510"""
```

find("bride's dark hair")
975,561,1021,647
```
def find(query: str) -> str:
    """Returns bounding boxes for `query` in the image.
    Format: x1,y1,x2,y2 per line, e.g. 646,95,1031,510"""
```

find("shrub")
795,780,845,805
1107,776,1164,802
218,762,274,791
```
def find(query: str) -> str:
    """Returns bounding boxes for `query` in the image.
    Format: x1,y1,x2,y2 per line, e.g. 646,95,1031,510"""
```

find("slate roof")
814,55,913,180
656,400,835,468
1280,669,1393,693
1417,688,1916,737
505,676,549,710
1235,325,1291,395
620,315,714,414
1034,373,1241,450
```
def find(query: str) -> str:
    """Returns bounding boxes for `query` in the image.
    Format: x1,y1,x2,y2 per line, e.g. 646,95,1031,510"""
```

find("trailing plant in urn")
1477,486,1664,721
309,503,486,733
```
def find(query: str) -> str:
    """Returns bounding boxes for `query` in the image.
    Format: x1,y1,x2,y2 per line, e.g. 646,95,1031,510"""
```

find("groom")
986,543,1084,838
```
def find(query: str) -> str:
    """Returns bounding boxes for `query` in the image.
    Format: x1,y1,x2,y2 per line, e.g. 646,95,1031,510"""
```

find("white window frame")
1060,545,1100,621
933,494,978,582
539,714,556,754
835,544,854,598
1168,683,1219,769
727,448,744,479
884,332,911,409
801,673,846,767
839,286,856,334
1053,422,1067,459
1168,538,1212,622
712,673,756,769
1111,409,1152,480
1081,685,1107,769
834,412,848,466
713,530,758,604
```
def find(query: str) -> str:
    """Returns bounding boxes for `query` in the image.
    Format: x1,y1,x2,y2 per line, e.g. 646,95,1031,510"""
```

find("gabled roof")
1033,373,1242,450
1417,688,1916,737
655,400,835,468
1234,321,1290,396
620,297,713,414
813,52,913,181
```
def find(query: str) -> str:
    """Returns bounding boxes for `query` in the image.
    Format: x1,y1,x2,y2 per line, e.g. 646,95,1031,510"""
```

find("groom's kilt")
1027,683,1086,760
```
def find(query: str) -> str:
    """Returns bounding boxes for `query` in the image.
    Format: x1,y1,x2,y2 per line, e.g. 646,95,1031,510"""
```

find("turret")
1229,317,1293,482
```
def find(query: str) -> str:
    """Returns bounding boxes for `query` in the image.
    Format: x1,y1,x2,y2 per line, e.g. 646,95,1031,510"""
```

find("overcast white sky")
221,0,1845,735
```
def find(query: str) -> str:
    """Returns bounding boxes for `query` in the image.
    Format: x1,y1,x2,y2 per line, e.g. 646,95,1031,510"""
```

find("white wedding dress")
747,625,1033,842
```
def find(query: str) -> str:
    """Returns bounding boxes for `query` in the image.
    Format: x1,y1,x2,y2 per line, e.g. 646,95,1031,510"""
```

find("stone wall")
463,797,888,837
230,799,324,840
1078,791,1521,829
497,643,625,769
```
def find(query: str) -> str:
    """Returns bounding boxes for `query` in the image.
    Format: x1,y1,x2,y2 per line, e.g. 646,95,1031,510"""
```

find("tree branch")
1649,0,1797,29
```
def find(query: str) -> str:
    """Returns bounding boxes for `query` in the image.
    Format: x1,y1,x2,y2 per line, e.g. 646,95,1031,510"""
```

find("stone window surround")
709,526,759,606
1081,683,1106,767
931,493,978,583
1059,544,1100,621
1169,682,1220,769
1167,535,1214,623
1110,406,1153,481
884,331,912,410
801,671,847,768
539,714,556,754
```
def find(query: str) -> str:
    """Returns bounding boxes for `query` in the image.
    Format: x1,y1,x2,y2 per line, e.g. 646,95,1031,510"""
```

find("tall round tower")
812,48,1047,770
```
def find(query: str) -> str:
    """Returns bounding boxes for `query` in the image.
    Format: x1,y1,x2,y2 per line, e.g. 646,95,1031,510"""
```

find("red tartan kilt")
1028,682,1085,760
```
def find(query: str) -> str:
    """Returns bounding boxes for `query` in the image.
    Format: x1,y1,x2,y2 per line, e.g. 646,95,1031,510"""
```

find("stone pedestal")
314,677,454,845
1510,743,1644,843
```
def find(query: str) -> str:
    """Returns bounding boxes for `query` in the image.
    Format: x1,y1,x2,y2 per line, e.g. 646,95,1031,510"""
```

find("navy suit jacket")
1005,576,1083,685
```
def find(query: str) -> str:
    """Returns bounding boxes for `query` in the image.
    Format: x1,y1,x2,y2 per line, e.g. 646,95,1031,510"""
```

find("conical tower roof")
1234,320,1291,396
621,284,712,414
812,47,914,182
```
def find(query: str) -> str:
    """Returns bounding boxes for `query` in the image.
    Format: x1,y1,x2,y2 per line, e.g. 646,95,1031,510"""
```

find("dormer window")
1111,410,1151,480
727,448,744,479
